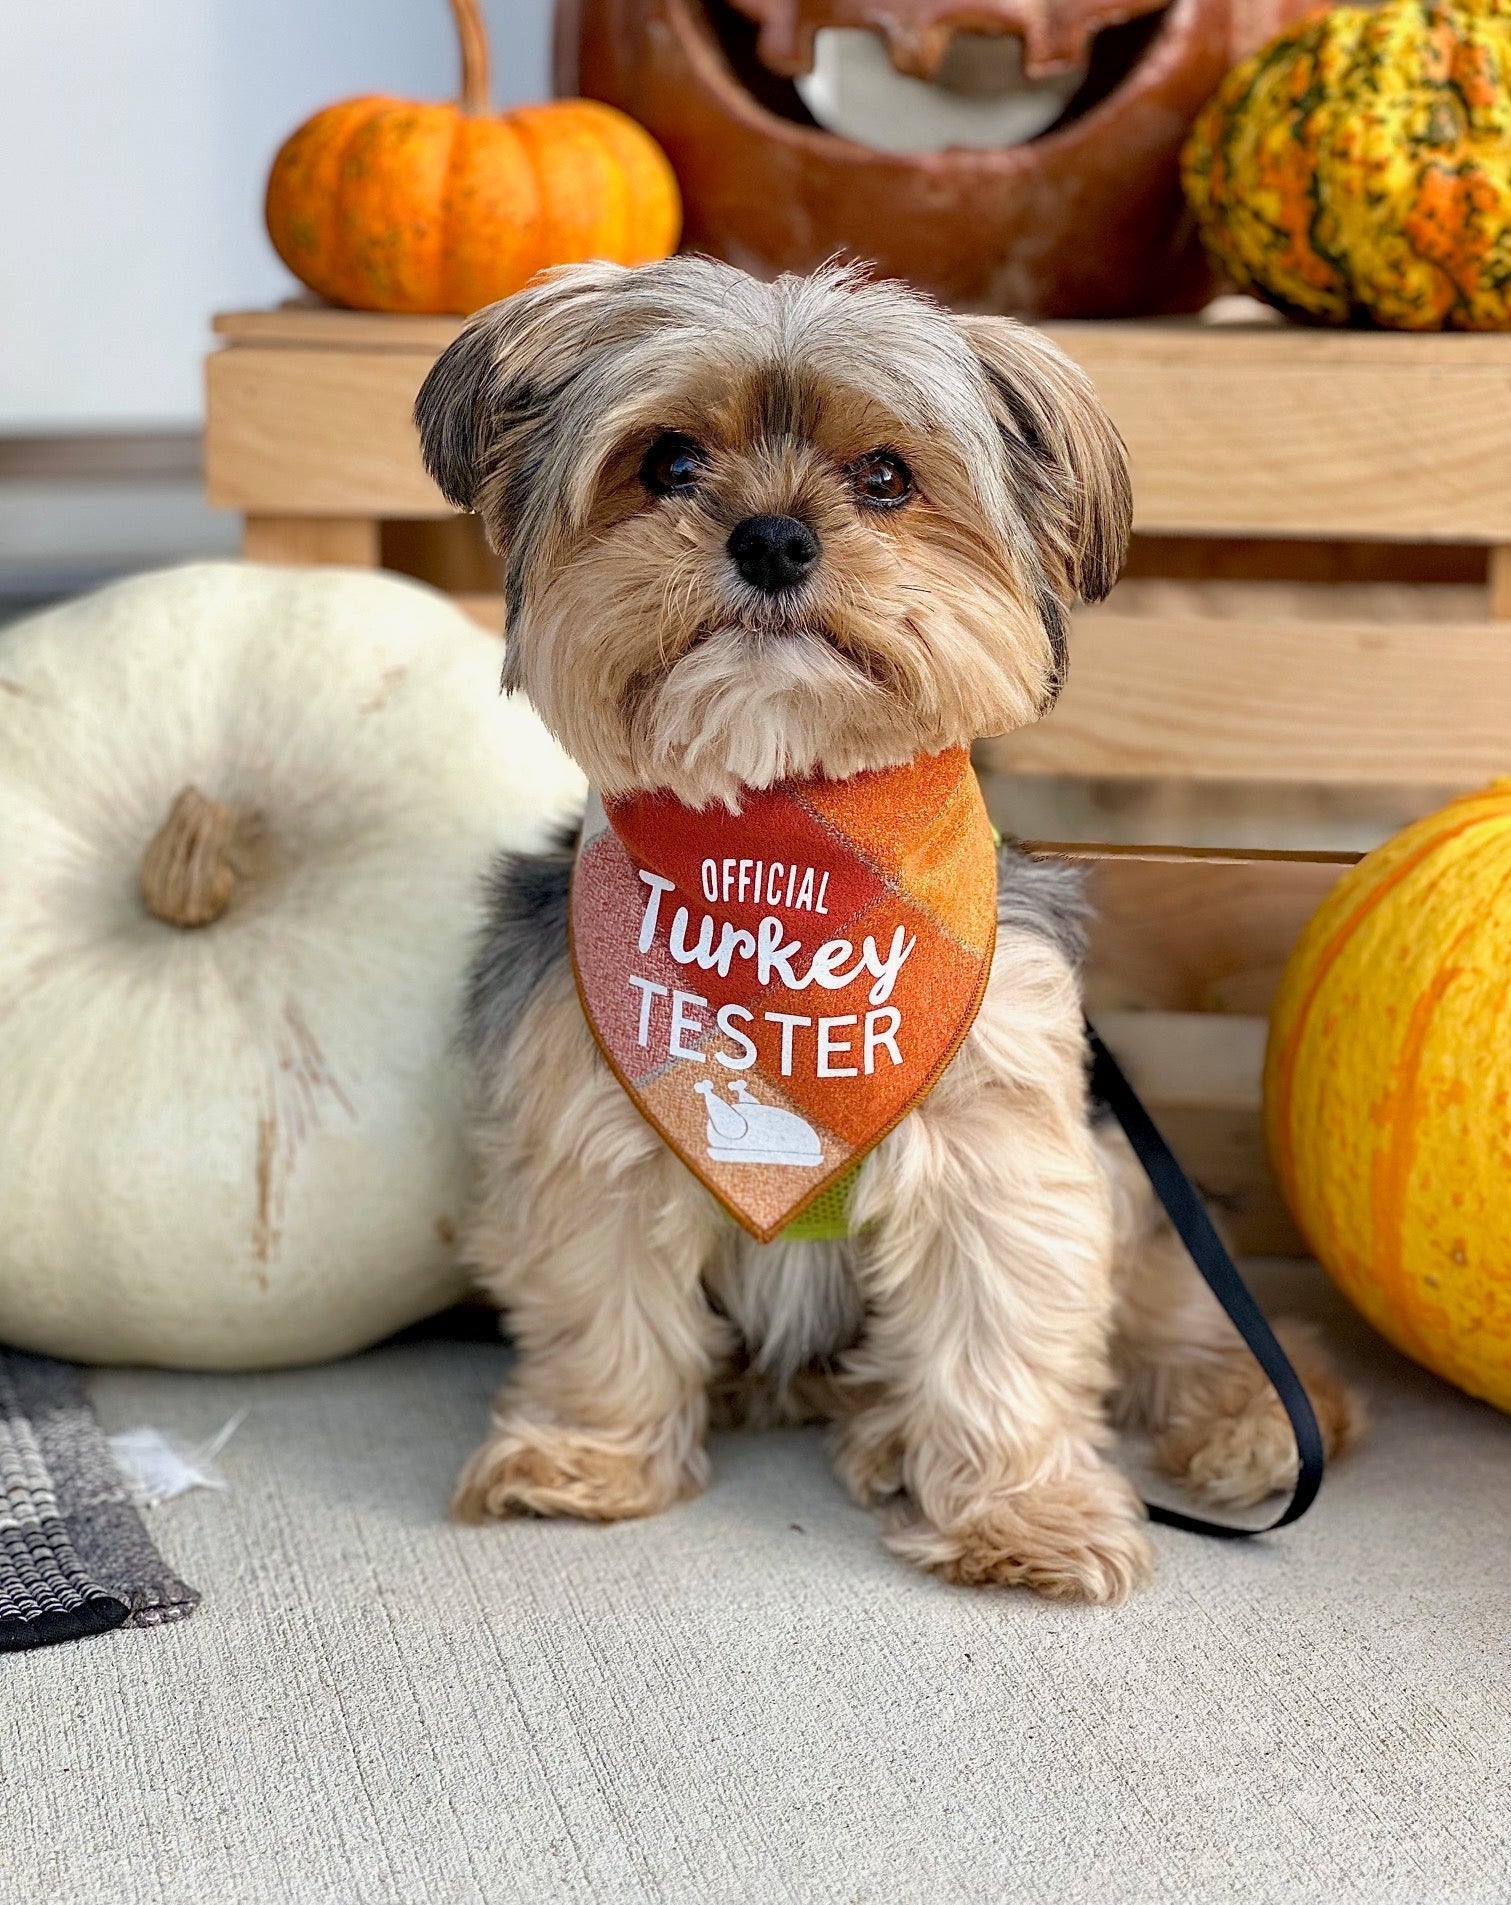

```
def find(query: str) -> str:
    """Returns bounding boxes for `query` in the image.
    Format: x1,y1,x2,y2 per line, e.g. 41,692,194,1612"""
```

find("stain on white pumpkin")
359,665,408,716
253,1110,279,1273
253,1001,358,1267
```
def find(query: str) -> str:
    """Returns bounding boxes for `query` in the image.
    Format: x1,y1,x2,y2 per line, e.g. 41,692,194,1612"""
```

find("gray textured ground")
5,1262,1508,1905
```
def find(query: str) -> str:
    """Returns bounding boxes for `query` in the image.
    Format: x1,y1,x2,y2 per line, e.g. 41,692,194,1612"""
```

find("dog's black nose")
727,514,820,595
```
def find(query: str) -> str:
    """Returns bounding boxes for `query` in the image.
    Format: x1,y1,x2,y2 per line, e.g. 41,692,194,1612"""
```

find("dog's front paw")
831,1408,907,1506
452,1418,705,1525
1153,1320,1367,1510
885,1466,1154,1605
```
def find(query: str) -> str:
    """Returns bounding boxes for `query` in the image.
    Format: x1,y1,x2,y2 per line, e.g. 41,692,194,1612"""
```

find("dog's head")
415,257,1130,808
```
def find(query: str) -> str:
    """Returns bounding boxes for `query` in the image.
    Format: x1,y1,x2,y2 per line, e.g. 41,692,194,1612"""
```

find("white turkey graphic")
694,1080,823,1168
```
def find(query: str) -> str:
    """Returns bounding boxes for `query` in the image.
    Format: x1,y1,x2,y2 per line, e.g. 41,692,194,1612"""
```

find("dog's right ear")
413,308,510,514
413,261,626,529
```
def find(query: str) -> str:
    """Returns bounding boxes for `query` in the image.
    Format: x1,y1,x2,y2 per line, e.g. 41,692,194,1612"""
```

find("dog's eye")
849,450,913,509
640,433,706,496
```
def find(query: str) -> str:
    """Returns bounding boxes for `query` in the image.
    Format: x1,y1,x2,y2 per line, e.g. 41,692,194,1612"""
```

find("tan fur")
422,259,1363,1602
415,257,1128,811
1102,1131,1366,1508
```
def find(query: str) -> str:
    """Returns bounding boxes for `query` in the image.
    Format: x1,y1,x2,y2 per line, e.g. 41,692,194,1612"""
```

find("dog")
414,257,1363,1603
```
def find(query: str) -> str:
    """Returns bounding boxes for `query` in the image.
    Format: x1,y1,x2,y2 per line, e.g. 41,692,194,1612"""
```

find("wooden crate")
205,308,1511,1252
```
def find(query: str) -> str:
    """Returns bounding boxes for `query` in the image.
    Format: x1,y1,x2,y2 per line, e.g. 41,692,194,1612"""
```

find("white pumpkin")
0,562,584,1368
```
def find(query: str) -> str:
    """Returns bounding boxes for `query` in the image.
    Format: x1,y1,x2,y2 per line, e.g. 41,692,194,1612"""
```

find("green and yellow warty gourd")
1184,0,1511,329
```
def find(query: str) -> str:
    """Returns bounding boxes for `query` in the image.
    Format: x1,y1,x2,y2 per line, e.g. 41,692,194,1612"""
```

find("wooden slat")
1029,845,1355,1015
206,307,1511,539
1124,533,1488,588
454,592,505,632
1139,1104,1303,1256
1092,1010,1302,1255
1095,1008,1266,1110
1041,320,1511,542
218,304,1511,370
205,347,444,515
1046,317,1511,368
242,515,380,566
213,307,464,353
986,608,1511,785
1491,546,1511,619
381,517,499,593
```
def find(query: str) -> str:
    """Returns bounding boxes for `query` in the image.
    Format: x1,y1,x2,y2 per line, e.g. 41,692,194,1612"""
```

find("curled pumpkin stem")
140,786,240,929
450,0,491,115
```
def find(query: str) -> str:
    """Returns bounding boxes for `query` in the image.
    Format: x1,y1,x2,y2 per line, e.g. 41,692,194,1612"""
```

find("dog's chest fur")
464,821,1087,1375
704,1232,864,1381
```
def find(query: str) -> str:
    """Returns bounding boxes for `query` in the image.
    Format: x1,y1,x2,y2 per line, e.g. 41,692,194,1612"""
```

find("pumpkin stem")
140,786,240,929
450,0,490,115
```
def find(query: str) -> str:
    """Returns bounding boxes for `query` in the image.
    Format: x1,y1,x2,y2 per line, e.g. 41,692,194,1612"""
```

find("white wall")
0,0,553,432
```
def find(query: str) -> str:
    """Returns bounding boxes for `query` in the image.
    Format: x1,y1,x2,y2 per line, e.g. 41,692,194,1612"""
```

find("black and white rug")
0,1350,198,1650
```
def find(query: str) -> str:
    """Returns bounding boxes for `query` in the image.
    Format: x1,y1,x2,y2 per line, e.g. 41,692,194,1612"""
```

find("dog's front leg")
835,1046,1153,1603
455,976,732,1525
453,1148,729,1524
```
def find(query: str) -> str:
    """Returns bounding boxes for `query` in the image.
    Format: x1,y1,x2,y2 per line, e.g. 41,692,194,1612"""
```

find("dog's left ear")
956,316,1132,606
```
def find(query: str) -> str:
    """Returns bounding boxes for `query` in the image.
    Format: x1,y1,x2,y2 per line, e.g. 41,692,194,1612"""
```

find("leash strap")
1086,1020,1326,1537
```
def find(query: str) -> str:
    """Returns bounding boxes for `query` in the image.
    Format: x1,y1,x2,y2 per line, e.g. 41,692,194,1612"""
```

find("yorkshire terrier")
415,258,1362,1603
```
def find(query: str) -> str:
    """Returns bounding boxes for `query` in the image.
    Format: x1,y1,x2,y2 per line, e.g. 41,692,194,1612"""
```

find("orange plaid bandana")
570,747,997,1242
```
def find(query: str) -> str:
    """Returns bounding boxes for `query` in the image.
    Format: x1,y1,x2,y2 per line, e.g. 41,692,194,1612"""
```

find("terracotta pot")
557,0,1320,316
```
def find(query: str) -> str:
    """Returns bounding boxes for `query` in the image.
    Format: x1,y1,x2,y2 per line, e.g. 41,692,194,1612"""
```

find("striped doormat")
0,1350,198,1650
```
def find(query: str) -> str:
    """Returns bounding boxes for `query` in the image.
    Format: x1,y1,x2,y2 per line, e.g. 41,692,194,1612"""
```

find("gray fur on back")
463,830,575,1069
995,841,1089,969
463,825,1089,1074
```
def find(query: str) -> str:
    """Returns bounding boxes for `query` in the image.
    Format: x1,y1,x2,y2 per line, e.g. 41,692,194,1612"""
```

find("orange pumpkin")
265,0,681,315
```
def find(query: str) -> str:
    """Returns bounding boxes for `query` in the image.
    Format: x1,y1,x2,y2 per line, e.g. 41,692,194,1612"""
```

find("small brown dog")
415,258,1362,1602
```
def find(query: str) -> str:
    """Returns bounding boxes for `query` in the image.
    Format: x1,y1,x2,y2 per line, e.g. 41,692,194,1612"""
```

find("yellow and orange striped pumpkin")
1183,0,1511,330
265,0,680,315
1265,782,1511,1409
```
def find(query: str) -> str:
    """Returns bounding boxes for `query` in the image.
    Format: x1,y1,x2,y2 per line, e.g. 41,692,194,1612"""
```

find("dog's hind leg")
1100,1124,1366,1510
833,940,1153,1603
454,968,733,1524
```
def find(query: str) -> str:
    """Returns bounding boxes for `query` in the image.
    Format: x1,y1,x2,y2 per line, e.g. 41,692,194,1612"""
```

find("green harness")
778,1168,859,1243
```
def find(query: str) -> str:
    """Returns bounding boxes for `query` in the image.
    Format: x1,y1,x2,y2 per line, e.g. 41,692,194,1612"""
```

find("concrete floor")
6,1261,1511,1905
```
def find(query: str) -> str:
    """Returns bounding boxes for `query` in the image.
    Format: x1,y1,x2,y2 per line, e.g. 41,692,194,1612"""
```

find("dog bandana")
570,747,997,1242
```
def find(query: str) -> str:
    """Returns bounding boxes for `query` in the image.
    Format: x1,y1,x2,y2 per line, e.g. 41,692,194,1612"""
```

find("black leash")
1087,1019,1326,1537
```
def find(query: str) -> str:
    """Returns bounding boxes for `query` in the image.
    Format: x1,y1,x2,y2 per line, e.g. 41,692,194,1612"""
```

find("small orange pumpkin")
265,0,681,315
